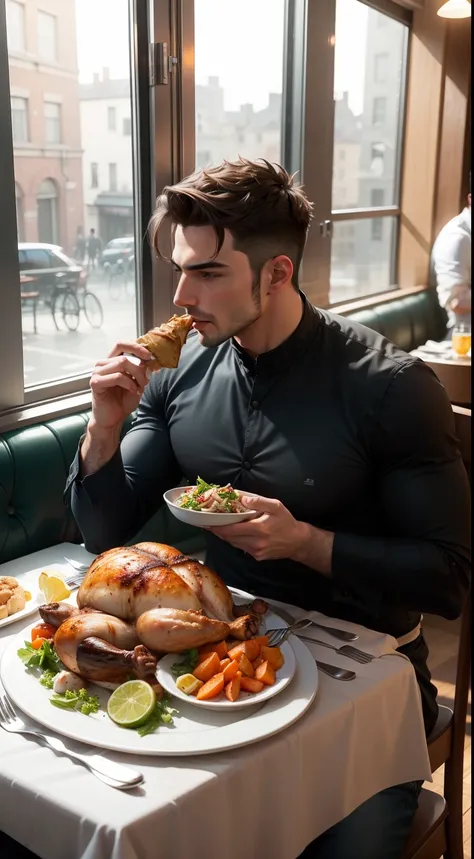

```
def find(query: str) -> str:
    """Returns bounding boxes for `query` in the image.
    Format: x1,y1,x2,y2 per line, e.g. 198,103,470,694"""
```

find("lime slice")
107,680,156,728
176,673,203,695
38,572,71,603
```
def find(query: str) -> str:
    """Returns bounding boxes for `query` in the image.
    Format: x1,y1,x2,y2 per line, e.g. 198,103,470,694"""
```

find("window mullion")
0,0,24,410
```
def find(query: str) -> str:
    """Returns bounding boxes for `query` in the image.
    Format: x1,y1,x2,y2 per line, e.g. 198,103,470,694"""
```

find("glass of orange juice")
451,323,471,358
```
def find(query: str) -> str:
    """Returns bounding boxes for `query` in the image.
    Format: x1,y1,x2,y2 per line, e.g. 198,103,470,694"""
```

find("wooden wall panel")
398,0,471,288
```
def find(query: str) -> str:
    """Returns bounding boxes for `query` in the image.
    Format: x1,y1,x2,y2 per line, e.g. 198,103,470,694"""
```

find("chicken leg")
136,608,230,653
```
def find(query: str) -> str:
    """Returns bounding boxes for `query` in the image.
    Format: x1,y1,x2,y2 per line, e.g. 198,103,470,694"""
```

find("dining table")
0,543,432,859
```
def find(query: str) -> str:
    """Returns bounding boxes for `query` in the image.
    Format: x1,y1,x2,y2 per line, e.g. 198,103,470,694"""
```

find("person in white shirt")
431,177,471,327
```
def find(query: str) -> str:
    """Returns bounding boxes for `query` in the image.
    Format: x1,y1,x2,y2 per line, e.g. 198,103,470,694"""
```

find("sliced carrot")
219,658,231,671
238,653,255,678
252,655,264,671
222,659,240,684
31,623,56,642
197,640,227,662
240,676,265,694
31,637,47,650
193,651,221,682
255,660,276,686
196,673,225,701
253,635,269,649
261,645,285,671
224,671,242,702
228,639,261,663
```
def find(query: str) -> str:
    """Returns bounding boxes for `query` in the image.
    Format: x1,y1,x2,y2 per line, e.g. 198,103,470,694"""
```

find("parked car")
100,236,135,271
18,243,88,304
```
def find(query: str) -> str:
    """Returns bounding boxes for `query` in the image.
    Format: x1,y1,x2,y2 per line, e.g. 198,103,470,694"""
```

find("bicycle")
52,285,104,331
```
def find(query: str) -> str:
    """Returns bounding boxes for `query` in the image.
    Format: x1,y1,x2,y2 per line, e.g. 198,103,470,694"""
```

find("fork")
63,558,89,588
0,694,144,790
295,633,375,664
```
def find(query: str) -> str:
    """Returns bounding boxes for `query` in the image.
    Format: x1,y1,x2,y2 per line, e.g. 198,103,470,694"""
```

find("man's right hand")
89,341,154,431
81,342,155,477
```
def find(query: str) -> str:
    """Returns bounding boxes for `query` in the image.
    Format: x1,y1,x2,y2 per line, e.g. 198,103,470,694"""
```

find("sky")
75,0,372,116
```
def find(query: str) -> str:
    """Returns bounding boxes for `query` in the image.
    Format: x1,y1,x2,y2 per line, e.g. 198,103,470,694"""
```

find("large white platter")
1,627,318,756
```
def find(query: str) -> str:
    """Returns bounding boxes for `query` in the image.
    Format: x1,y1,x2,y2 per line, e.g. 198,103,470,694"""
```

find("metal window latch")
319,220,332,238
149,42,173,86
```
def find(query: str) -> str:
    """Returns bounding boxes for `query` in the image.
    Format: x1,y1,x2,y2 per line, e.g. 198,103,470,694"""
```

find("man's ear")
263,255,294,294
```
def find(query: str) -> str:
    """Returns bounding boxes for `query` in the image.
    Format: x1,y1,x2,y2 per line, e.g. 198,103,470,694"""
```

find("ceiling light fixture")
437,0,471,18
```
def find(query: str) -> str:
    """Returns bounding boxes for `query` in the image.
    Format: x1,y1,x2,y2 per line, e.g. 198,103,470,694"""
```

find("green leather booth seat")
0,288,448,565
345,288,448,353
0,412,203,565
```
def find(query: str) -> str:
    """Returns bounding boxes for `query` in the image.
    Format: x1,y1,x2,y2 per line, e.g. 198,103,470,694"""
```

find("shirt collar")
231,292,322,377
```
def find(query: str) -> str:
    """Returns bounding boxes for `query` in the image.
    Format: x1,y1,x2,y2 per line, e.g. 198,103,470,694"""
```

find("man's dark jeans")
298,780,422,859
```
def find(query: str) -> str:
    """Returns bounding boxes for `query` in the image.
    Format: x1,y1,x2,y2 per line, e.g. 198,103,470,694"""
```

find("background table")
0,544,432,859
411,346,471,406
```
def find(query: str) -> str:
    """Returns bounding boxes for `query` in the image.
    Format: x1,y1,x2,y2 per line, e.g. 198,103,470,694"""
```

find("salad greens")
18,639,62,673
171,648,200,679
177,477,244,513
136,694,177,736
50,687,101,716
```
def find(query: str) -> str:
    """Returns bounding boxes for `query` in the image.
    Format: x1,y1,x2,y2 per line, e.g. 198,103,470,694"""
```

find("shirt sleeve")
331,361,471,619
433,231,471,310
66,374,182,554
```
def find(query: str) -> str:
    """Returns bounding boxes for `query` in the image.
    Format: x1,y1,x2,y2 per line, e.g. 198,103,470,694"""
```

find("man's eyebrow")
171,259,230,271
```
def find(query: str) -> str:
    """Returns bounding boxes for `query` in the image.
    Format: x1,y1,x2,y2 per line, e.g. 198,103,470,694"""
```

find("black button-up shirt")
67,295,471,733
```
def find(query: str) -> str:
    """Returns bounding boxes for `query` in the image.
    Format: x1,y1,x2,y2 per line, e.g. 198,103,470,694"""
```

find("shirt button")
243,460,252,470
251,400,259,410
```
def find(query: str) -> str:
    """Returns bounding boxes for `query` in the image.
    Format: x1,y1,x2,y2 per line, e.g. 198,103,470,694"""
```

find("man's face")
172,225,262,347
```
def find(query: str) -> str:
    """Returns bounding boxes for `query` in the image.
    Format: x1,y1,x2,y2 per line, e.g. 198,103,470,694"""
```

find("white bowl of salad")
163,478,257,527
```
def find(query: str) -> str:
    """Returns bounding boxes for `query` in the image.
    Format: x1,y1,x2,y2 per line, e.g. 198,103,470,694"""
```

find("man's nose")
174,274,197,308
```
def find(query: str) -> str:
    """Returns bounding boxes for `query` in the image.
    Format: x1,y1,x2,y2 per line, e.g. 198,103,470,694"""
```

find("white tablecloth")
0,544,432,859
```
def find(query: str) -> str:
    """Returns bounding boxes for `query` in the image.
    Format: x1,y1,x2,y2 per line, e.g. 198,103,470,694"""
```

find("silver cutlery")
0,695,144,790
64,557,90,572
315,661,356,681
266,619,314,646
295,633,375,664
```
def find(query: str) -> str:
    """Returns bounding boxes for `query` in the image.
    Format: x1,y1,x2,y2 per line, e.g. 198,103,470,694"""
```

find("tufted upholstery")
346,288,448,353
0,413,201,565
0,289,448,565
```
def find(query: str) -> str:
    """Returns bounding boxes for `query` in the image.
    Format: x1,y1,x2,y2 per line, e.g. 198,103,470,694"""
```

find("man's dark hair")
150,158,314,289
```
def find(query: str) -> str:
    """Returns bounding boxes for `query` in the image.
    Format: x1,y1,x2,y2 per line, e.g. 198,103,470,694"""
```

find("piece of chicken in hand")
53,611,157,684
136,608,231,653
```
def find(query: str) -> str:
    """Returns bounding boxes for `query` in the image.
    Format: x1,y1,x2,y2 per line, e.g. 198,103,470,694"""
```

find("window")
44,102,61,144
371,189,384,207
37,11,57,62
372,96,386,125
109,163,117,191
11,97,28,143
36,178,59,244
194,0,285,166
4,0,140,400
330,0,408,303
6,1,25,52
374,53,389,84
108,106,116,131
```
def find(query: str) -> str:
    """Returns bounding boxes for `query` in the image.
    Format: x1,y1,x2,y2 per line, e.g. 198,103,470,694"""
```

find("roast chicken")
39,543,267,683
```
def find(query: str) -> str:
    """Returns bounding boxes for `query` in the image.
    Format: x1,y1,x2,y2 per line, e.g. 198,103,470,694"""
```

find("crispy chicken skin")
136,608,231,653
136,314,193,370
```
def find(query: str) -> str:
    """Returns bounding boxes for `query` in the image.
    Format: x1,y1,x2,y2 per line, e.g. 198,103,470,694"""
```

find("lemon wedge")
176,673,203,696
38,571,71,603
24,590,32,601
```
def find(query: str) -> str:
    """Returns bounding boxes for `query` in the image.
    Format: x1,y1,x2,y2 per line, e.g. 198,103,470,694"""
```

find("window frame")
37,10,58,64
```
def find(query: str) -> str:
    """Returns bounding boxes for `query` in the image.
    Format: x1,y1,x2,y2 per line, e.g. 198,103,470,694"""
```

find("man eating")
67,158,471,859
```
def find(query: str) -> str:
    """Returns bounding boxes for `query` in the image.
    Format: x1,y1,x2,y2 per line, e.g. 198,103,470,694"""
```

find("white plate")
163,486,257,527
0,626,318,756
158,639,295,711
0,589,45,629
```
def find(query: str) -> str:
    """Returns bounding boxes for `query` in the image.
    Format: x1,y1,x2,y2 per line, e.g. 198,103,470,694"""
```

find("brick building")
6,0,83,256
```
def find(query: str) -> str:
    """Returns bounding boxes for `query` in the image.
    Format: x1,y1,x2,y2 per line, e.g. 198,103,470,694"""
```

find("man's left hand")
206,494,306,562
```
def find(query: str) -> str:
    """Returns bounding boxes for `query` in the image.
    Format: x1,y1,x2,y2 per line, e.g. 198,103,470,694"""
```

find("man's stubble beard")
199,273,262,348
